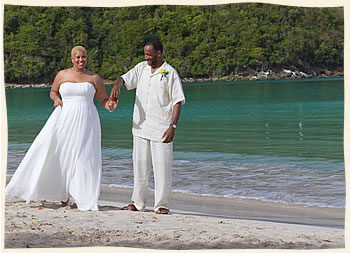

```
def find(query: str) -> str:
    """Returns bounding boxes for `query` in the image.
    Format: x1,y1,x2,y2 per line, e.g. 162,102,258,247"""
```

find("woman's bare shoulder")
90,71,103,84
86,69,99,78
58,68,71,75
52,69,69,89
55,68,72,80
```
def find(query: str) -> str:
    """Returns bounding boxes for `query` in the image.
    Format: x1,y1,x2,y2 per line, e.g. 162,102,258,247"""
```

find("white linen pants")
131,136,173,211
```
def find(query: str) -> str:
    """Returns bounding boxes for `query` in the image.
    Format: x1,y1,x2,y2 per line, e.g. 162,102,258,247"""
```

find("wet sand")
100,185,345,229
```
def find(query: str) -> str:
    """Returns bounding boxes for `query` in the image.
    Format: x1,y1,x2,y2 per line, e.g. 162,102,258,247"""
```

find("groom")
110,39,185,214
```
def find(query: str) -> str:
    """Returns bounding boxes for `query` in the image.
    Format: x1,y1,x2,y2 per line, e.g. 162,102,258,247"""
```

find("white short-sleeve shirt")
122,61,186,142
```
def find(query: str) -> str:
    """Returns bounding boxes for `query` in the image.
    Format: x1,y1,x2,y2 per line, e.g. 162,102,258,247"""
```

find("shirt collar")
149,61,167,76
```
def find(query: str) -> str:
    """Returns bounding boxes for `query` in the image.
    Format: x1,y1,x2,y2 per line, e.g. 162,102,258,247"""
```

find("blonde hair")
71,46,87,58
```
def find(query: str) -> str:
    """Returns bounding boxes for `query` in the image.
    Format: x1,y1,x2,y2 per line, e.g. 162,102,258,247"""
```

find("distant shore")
181,69,343,83
4,69,344,89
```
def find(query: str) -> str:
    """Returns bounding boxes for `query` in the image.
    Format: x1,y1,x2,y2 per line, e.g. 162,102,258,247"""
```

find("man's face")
144,45,160,67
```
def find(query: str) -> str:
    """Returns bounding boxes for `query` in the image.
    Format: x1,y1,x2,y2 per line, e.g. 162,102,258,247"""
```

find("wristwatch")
170,123,177,129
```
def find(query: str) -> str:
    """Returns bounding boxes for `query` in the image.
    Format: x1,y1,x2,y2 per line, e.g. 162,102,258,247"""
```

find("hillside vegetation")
4,3,344,83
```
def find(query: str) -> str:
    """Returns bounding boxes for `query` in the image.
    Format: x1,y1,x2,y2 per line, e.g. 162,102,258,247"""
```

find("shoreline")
5,176,345,229
100,185,345,229
3,71,344,89
4,178,345,249
4,190,345,249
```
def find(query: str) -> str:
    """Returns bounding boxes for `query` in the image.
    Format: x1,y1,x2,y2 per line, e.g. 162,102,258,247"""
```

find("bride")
6,46,117,211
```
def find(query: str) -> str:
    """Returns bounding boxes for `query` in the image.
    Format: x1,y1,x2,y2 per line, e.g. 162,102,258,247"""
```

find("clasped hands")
105,99,118,112
107,85,120,112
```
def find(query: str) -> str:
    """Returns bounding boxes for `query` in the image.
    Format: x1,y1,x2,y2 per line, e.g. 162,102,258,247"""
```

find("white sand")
4,195,344,249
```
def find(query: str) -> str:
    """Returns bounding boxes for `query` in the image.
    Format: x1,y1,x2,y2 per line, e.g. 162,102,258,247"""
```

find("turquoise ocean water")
5,78,345,208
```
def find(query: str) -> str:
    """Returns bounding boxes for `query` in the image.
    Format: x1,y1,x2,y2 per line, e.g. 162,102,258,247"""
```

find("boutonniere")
160,69,169,80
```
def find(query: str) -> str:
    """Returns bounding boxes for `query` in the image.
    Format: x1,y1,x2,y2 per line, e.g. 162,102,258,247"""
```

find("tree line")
4,3,344,84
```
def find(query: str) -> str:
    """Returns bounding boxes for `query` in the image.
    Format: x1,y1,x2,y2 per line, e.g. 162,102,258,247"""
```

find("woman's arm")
50,71,63,107
94,75,118,111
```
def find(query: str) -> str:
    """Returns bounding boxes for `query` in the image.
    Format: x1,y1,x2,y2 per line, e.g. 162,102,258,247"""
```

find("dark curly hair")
145,39,163,54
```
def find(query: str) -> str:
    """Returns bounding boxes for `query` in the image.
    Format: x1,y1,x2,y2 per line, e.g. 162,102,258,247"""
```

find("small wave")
6,145,345,208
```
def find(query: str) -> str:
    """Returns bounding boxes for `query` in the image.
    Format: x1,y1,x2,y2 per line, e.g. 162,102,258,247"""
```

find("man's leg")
131,136,152,211
151,140,173,212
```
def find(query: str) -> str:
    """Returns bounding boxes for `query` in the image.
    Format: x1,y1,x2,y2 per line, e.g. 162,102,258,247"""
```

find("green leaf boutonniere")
160,69,169,80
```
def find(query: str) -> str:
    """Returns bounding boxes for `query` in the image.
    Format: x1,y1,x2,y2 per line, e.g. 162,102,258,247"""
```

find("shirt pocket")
157,81,172,121
157,80,171,107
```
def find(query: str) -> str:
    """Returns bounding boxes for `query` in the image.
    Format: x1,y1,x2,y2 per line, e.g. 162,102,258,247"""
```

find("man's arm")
110,77,125,101
162,102,182,143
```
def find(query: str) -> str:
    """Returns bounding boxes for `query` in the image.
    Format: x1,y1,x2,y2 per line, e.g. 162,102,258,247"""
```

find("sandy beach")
4,184,345,250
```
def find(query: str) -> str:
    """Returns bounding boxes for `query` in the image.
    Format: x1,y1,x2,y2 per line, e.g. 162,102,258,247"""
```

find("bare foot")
121,203,138,211
61,200,69,207
156,207,169,214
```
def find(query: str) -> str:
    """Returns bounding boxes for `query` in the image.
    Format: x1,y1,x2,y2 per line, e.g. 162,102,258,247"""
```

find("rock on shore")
4,83,52,89
3,69,344,88
182,69,343,83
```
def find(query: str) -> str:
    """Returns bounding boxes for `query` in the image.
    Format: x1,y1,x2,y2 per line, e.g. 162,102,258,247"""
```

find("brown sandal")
121,203,138,211
155,207,169,214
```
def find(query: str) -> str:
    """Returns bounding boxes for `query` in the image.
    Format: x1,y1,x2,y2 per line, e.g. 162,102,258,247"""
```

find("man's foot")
61,199,69,207
155,207,169,214
121,203,138,211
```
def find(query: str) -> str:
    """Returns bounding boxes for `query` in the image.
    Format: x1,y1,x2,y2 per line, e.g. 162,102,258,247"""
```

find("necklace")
72,67,86,73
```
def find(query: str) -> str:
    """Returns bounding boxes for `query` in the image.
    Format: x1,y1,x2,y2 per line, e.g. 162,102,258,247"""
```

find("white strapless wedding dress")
6,82,102,211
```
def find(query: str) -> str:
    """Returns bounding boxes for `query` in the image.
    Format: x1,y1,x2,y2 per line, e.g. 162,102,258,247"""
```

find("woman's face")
71,50,87,71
